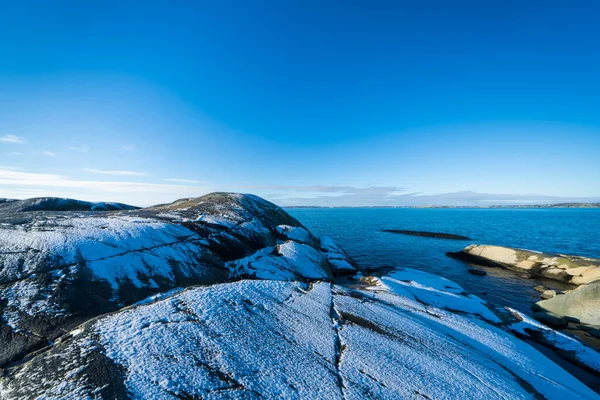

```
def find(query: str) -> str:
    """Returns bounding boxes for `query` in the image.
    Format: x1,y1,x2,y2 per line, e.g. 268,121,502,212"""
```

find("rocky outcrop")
0,197,138,212
0,192,357,367
448,244,600,285
1,279,597,399
382,229,471,240
535,282,600,326
1,194,599,399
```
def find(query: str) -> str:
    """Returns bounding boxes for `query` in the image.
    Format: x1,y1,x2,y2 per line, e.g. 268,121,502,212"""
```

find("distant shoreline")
285,203,600,209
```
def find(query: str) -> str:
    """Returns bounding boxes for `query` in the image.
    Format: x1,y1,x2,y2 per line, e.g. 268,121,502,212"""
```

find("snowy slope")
1,280,597,399
0,193,357,367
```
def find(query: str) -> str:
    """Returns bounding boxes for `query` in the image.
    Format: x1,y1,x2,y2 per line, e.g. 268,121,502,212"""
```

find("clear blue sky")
1,1,599,206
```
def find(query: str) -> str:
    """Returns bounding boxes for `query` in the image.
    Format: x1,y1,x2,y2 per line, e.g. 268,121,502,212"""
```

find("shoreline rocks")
382,229,471,240
535,282,600,326
447,244,600,286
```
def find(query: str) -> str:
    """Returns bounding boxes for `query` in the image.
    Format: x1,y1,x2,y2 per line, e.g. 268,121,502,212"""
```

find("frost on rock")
0,197,138,213
1,280,597,400
0,193,345,367
227,241,332,281
319,236,358,274
275,224,317,245
370,268,501,323
507,308,600,373
2,192,597,399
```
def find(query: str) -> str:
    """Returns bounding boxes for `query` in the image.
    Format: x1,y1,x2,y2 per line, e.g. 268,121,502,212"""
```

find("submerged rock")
468,268,487,276
382,229,471,240
0,192,357,367
448,244,600,285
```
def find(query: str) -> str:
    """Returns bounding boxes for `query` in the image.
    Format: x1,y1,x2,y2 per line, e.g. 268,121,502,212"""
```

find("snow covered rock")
0,197,138,212
319,236,358,274
507,308,600,374
368,268,501,323
0,192,355,367
1,280,597,399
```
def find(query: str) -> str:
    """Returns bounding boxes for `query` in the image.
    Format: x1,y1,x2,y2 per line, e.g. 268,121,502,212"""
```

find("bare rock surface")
448,244,600,285
536,282,600,326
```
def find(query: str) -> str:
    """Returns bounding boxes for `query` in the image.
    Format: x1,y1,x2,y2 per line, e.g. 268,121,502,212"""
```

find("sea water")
288,207,600,314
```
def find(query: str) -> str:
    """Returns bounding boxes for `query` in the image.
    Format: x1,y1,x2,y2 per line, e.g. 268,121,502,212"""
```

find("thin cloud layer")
164,178,205,184
267,187,600,207
0,168,211,206
84,168,149,176
0,135,25,144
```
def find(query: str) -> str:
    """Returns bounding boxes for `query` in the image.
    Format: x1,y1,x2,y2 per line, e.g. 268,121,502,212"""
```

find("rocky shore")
448,244,600,338
448,244,600,285
1,194,598,399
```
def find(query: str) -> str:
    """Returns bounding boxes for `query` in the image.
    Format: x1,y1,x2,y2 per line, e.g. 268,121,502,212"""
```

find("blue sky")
1,1,599,206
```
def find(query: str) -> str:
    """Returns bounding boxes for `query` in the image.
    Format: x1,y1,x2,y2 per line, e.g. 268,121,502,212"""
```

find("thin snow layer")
319,236,357,273
276,224,315,245
1,268,71,330
334,287,597,400
372,268,501,323
0,215,204,289
3,280,597,399
508,308,600,373
195,214,237,228
96,281,338,399
227,241,332,281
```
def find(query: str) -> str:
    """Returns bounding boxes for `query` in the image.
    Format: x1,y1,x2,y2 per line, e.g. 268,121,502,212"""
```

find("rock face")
382,229,471,240
0,193,357,367
1,279,597,399
448,244,600,285
536,282,600,326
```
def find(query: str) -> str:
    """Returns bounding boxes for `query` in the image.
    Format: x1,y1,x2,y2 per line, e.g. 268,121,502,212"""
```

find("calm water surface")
287,208,600,314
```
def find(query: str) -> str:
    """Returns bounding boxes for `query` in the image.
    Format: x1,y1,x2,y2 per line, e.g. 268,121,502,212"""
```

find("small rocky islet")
382,229,471,240
0,194,599,399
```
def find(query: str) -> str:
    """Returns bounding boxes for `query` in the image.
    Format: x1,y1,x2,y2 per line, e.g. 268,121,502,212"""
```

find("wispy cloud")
44,151,56,157
0,135,25,144
0,168,211,206
264,185,409,206
83,168,149,176
122,145,135,152
69,146,90,153
164,178,205,184
259,185,600,207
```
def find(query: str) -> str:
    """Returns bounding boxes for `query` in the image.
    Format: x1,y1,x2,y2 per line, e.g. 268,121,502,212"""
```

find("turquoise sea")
287,208,600,314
